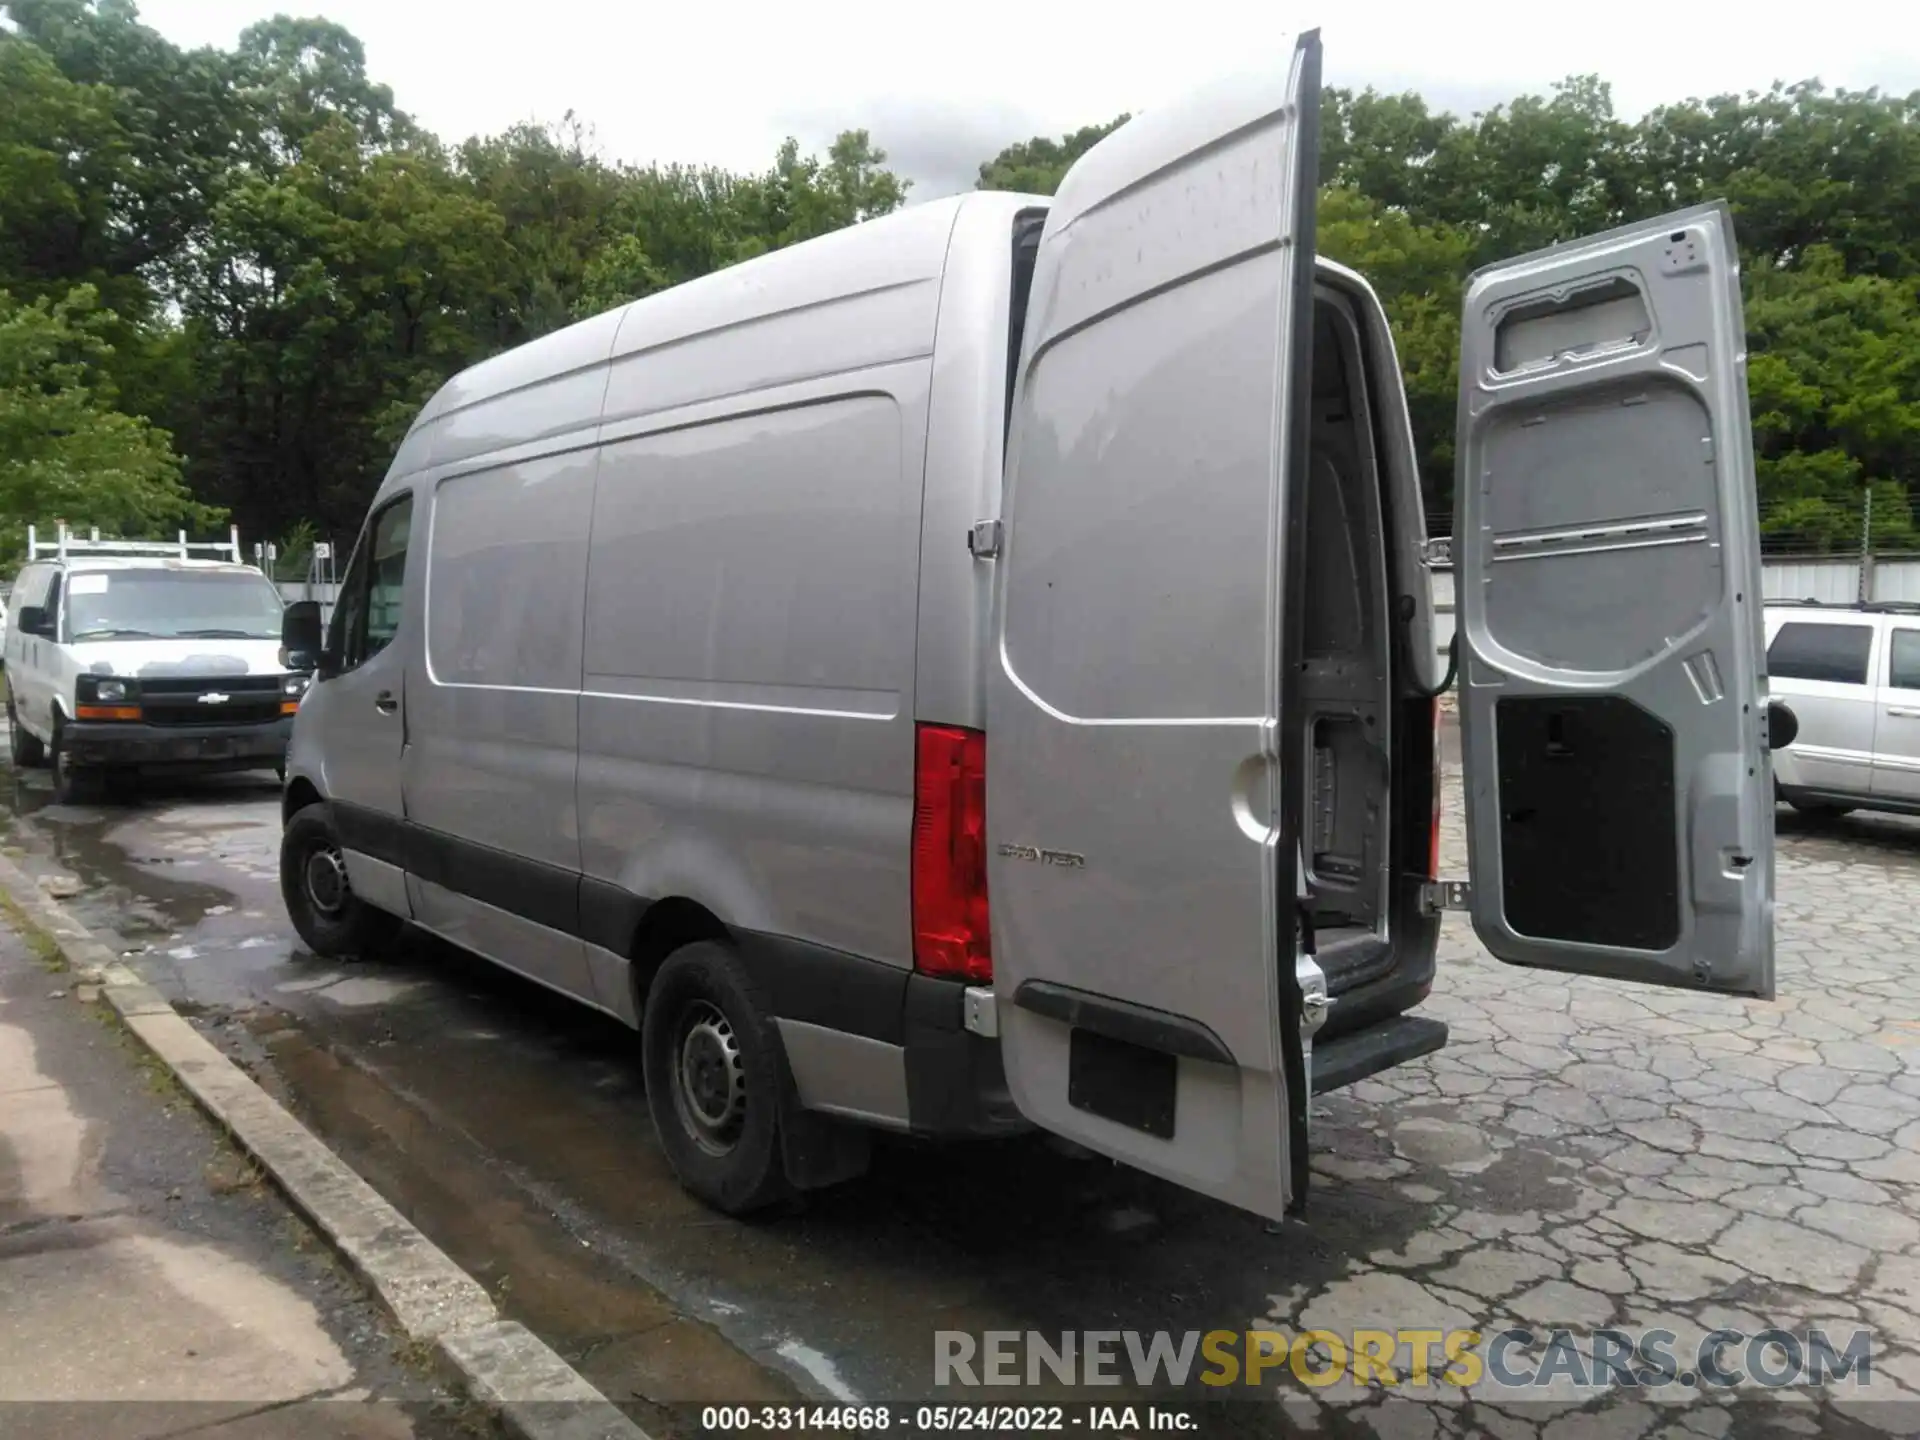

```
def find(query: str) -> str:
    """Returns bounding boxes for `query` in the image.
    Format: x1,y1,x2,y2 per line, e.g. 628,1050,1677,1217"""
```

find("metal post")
1859,486,1875,604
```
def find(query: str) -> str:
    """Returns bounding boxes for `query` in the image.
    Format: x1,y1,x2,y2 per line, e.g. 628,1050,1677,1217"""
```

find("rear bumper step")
1311,1014,1449,1094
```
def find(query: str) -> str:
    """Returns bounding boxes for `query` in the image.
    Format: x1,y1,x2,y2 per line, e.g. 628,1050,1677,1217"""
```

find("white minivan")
278,33,1782,1220
7,526,306,802
1765,600,1920,817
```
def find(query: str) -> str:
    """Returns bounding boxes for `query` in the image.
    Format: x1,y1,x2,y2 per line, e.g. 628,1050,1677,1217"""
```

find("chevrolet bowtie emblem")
197,691,230,705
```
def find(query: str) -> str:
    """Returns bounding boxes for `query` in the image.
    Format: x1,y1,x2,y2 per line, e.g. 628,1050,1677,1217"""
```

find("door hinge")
967,519,1003,560
1420,879,1472,916
1420,536,1453,568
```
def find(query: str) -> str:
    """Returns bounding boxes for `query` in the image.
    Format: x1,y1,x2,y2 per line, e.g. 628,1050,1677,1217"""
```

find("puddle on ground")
248,1015,805,1428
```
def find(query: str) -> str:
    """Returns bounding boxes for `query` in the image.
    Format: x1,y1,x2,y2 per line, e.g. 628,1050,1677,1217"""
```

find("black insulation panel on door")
1495,695,1681,951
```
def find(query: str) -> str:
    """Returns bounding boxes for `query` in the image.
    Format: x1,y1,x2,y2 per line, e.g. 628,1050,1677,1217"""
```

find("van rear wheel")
641,941,791,1215
281,804,402,958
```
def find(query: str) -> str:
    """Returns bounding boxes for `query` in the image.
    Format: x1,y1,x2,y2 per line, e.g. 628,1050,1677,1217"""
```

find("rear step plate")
1311,1015,1449,1095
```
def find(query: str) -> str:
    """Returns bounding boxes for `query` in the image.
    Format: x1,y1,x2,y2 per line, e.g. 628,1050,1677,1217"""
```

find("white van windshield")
65,571,287,642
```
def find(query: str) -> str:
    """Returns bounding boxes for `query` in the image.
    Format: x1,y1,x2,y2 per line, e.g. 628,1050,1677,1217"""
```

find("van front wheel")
50,719,103,804
641,942,791,1216
7,701,44,768
281,804,402,958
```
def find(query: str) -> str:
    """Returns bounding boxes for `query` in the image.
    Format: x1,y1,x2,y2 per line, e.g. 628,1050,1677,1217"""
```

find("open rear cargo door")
1453,204,1774,999
986,33,1322,1220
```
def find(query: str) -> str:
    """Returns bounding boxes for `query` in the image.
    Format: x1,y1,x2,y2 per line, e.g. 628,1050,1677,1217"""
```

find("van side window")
1889,631,1920,691
1767,622,1872,685
331,495,413,673
42,573,63,639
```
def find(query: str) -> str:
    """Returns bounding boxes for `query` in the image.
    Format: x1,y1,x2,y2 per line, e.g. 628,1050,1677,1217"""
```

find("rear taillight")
912,723,991,983
1429,697,1443,880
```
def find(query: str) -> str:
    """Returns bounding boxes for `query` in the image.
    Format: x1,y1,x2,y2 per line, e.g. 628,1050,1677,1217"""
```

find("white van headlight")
281,673,310,699
82,676,131,703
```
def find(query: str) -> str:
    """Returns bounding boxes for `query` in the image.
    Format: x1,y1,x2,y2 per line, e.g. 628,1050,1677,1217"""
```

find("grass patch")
0,887,69,972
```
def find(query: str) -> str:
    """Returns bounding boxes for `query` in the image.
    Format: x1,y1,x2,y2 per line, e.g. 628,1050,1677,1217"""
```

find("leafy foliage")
3,1,1918,553
0,285,211,562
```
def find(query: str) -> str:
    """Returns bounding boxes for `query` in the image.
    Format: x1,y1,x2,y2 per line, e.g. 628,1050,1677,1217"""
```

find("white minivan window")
64,570,286,642
1768,621,1872,685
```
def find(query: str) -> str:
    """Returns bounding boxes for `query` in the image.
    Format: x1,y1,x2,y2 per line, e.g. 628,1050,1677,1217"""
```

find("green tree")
4,0,255,291
460,116,629,339
976,116,1130,194
0,34,131,302
1744,247,1920,549
177,118,512,540
0,286,212,562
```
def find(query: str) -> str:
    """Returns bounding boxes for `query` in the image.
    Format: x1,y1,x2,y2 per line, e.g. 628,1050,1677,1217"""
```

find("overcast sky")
138,1,1920,200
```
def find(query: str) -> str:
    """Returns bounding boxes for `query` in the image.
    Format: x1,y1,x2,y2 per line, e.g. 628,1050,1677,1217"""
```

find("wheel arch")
283,775,324,824
626,896,731,1020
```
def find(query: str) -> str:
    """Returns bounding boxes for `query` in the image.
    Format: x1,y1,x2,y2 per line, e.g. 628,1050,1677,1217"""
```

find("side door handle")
374,690,399,715
1888,708,1920,719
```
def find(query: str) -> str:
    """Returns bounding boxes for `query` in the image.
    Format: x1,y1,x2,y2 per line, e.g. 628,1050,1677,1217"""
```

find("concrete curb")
0,852,651,1440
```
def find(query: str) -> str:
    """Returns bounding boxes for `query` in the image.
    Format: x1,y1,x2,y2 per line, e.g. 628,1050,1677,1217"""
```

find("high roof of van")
382,186,1384,493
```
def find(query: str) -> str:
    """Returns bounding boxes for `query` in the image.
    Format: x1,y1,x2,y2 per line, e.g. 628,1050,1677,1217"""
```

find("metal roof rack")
26,522,244,565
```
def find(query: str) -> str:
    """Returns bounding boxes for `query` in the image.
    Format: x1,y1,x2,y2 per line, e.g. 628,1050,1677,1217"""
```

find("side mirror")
17,606,49,638
280,601,327,675
1768,700,1799,751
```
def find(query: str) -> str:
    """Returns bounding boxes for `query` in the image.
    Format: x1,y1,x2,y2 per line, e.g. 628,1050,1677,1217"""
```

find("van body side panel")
403,443,599,1001
914,193,1045,731
578,368,929,977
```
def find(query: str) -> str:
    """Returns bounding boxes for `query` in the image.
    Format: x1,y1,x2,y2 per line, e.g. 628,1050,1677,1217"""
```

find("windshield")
64,570,287,642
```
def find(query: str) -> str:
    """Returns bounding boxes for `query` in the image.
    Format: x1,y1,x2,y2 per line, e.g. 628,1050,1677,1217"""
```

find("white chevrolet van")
7,525,305,802
278,33,1782,1219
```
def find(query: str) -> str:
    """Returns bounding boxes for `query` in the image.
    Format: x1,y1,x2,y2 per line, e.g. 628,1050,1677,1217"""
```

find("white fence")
1429,556,1920,663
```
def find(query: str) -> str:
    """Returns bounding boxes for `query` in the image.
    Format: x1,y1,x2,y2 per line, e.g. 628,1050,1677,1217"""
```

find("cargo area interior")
1300,293,1396,988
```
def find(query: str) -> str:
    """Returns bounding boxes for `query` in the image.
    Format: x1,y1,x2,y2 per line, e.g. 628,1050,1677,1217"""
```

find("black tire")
49,717,103,804
280,803,403,958
641,941,792,1215
1790,799,1857,818
8,700,44,769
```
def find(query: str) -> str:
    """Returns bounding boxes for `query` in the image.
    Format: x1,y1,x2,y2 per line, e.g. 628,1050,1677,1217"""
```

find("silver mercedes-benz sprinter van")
279,32,1779,1220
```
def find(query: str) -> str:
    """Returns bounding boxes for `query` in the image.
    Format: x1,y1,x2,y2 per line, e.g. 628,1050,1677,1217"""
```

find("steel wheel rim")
304,843,351,918
671,999,746,1156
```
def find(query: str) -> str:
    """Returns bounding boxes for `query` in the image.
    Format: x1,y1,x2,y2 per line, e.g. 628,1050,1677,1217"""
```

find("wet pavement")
4,722,1919,1437
0,877,470,1438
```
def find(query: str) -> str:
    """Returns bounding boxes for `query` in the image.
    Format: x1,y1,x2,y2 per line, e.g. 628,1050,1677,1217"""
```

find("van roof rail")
25,522,244,565
1764,596,1920,616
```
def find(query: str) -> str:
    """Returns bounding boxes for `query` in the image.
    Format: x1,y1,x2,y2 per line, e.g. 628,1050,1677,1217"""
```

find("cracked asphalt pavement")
4,720,1916,1437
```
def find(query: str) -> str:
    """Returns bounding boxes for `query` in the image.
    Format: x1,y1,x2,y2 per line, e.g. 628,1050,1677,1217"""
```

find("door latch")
1419,536,1453,568
1419,879,1472,916
967,519,1003,559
